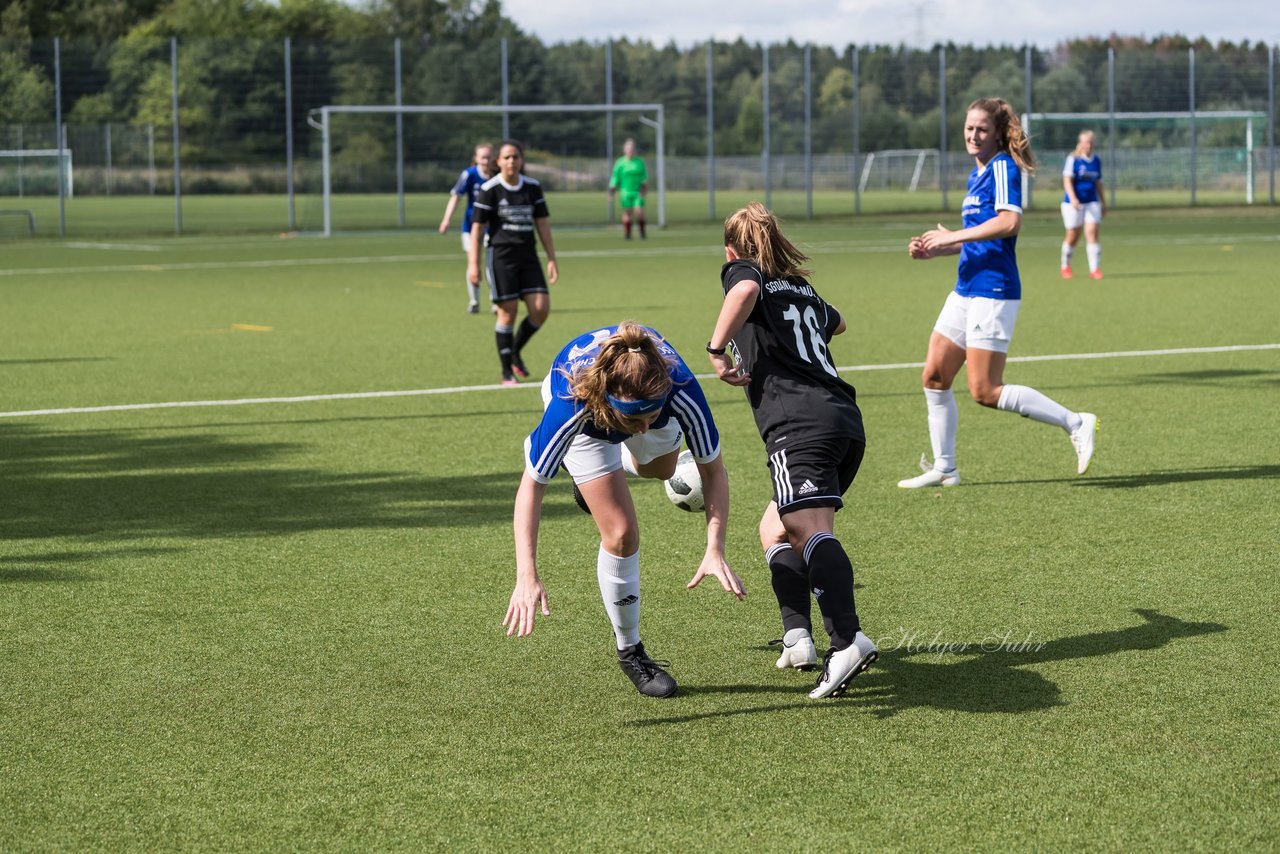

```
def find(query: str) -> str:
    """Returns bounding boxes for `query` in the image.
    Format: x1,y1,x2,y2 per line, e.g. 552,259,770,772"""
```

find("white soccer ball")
663,450,704,512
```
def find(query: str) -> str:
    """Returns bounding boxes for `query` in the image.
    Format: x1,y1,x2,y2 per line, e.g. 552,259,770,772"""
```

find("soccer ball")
663,451,704,512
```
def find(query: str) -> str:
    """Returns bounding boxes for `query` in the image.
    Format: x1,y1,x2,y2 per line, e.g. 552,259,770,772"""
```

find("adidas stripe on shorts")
766,435,866,514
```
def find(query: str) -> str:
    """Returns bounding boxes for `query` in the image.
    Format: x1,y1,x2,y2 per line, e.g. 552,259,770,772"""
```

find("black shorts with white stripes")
767,435,865,514
488,246,547,302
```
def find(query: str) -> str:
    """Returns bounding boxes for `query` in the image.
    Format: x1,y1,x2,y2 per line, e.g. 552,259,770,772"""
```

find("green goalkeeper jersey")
609,156,648,195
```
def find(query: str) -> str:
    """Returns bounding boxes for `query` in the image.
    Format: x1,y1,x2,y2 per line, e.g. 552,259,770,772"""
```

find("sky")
499,0,1278,49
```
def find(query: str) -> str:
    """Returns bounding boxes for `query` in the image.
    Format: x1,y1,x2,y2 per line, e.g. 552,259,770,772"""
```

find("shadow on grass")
0,547,183,580
0,357,114,366
975,464,1280,489
628,609,1226,725
0,423,574,544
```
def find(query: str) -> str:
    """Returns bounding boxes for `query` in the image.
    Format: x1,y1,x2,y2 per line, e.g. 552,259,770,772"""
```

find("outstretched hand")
686,552,746,600
503,575,550,637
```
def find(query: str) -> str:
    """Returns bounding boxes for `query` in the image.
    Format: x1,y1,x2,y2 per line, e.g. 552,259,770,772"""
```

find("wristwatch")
705,342,727,355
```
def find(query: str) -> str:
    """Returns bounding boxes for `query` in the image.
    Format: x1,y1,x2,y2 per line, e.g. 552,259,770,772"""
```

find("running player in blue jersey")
438,143,494,313
1060,130,1107,280
708,203,878,700
900,98,1098,489
503,321,745,698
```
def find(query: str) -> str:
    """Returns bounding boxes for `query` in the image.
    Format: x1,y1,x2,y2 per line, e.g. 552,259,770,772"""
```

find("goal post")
0,148,74,197
1025,111,1268,206
308,103,666,237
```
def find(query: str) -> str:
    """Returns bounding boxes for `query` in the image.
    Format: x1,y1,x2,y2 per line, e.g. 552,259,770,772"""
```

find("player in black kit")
468,139,559,385
707,202,876,699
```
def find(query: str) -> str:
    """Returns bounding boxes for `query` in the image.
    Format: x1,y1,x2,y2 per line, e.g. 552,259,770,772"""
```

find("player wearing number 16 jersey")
707,202,876,700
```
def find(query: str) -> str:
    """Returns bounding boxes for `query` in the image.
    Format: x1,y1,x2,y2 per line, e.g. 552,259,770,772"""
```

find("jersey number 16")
781,303,838,377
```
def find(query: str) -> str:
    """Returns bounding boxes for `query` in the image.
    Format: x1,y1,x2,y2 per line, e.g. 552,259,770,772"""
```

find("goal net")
1025,111,1268,205
0,148,74,197
304,103,667,235
857,148,940,193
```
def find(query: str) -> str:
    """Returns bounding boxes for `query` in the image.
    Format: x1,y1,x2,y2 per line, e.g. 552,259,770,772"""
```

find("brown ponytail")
723,202,811,279
968,97,1037,175
567,322,674,433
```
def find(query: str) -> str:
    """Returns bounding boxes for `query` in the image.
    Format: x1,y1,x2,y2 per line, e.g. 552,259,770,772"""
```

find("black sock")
513,317,541,356
638,219,647,238
496,327,514,373
767,543,811,634
803,533,860,650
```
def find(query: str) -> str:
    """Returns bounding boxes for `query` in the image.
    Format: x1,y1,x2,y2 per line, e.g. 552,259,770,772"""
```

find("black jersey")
721,259,863,445
472,174,549,253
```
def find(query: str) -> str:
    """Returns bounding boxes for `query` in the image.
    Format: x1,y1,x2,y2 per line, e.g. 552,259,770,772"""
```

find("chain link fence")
0,36,1275,236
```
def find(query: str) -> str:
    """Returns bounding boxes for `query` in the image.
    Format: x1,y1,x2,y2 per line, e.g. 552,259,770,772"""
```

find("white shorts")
540,374,684,484
933,291,1020,354
1061,201,1102,229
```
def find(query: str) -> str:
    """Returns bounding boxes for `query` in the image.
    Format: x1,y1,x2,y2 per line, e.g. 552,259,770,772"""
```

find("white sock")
998,384,1082,432
1086,243,1101,272
924,388,958,472
597,545,641,649
620,444,639,477
467,281,480,303
1061,242,1074,268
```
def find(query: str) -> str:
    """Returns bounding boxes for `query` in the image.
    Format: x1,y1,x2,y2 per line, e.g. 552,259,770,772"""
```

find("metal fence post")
706,39,715,220
1269,44,1275,205
852,46,860,215
172,37,182,234
804,43,812,219
105,123,112,196
1108,47,1116,209
606,39,614,222
148,123,156,196
285,37,295,230
54,37,65,235
501,39,509,139
1189,47,1197,205
939,46,948,211
1024,45,1033,210
395,37,405,228
762,43,770,209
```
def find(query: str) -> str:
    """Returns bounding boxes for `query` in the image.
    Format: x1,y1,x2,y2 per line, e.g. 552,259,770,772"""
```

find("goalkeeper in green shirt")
608,138,648,239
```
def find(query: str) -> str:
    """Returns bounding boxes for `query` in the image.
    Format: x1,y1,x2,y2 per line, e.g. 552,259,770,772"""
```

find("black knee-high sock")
495,324,514,373
638,217,647,239
766,543,811,634
513,317,541,356
803,532,860,650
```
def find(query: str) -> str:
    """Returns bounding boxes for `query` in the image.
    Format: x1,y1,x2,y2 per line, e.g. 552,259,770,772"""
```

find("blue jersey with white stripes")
956,152,1023,300
1062,154,1102,204
524,326,721,484
450,165,488,233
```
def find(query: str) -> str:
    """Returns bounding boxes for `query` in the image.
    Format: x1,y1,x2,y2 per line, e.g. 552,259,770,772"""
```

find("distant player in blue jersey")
503,321,745,698
1060,130,1107,280
438,143,494,313
900,98,1097,489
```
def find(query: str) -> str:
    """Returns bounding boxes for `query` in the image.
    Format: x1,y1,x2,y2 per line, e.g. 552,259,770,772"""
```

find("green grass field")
2,205,1278,849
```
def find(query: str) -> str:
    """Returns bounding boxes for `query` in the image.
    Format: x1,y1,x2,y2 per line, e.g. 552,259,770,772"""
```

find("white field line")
4,232,1278,279
1,343,1277,420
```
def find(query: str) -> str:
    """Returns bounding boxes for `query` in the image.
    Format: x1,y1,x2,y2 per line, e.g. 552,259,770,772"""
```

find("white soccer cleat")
809,631,878,699
898,453,960,488
775,628,818,671
1071,412,1098,474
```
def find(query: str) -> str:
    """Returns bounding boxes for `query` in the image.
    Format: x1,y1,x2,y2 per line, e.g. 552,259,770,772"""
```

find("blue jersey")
450,165,489,233
524,326,721,484
956,153,1023,300
1063,154,1102,204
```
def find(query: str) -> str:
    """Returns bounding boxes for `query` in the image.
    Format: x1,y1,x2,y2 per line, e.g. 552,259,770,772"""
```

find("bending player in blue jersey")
1060,130,1107,280
708,203,878,699
503,322,745,698
437,142,494,313
900,98,1098,489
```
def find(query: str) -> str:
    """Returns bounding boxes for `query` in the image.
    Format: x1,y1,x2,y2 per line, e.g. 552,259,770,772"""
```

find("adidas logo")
797,479,819,495
613,594,639,606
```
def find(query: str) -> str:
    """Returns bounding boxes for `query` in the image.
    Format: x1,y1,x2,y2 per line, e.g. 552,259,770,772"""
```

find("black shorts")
766,435,865,515
487,246,547,302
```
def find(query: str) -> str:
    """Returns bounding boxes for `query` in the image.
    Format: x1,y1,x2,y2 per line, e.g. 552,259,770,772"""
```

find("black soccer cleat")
617,641,677,698
510,355,531,379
